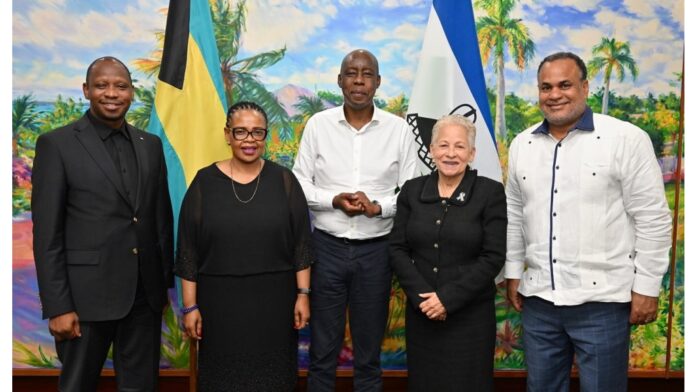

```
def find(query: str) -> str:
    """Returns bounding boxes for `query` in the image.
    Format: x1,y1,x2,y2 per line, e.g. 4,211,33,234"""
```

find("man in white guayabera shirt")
293,49,417,391
505,51,672,392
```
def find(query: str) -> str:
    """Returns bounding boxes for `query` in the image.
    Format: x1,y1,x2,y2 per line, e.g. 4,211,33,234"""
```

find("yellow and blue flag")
148,0,228,220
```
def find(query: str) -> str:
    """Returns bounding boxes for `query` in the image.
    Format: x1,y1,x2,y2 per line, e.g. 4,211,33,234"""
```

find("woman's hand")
418,292,447,320
294,294,310,329
183,310,203,340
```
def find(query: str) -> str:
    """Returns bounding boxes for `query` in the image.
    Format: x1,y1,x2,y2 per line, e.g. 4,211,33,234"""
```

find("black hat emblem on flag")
406,103,478,171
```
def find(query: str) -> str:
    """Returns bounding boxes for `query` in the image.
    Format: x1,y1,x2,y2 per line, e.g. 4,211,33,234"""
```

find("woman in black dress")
175,101,314,391
389,115,506,391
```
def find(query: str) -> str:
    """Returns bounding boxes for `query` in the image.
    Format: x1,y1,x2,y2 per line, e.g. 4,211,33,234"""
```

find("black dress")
389,168,507,392
174,161,314,392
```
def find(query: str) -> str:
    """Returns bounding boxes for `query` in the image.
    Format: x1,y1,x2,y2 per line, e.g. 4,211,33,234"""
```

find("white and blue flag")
407,0,502,182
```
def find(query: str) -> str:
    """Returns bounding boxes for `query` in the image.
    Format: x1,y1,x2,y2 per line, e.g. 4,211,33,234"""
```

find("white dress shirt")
504,108,672,305
292,105,418,239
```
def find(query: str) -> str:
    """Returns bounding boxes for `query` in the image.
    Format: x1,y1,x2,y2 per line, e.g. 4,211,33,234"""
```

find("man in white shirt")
293,49,417,391
505,51,672,391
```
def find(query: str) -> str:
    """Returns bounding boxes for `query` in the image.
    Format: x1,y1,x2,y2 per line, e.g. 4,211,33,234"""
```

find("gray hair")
431,114,476,148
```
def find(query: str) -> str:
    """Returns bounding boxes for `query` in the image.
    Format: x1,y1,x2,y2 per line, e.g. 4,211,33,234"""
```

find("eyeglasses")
227,127,268,141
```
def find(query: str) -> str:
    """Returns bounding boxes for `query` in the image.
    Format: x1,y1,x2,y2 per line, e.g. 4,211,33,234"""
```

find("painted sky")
12,0,684,102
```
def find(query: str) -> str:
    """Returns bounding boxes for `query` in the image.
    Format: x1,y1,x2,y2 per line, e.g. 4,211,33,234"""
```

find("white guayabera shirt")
504,108,672,306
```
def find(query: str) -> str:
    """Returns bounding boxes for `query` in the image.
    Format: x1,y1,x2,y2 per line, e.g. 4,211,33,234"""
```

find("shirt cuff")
632,274,663,297
378,196,399,218
503,260,525,279
316,189,338,211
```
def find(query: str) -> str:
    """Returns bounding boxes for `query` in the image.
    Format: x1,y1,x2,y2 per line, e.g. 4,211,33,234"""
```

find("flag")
407,0,503,282
148,0,228,222
407,0,501,181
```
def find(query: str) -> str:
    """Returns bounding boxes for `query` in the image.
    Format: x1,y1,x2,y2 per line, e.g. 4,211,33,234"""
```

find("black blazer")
389,168,506,316
32,114,174,321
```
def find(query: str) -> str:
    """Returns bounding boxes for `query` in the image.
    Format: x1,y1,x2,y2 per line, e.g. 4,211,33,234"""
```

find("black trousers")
307,230,392,392
55,288,162,392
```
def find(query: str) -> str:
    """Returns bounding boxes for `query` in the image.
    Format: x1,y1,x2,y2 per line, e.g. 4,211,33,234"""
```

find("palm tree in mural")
38,95,85,131
474,0,535,142
292,95,326,125
127,85,156,130
384,93,409,118
12,94,40,157
211,0,290,140
587,37,638,114
133,0,291,139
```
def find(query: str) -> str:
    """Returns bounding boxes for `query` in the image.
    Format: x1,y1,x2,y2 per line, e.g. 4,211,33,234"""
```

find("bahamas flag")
407,0,502,182
148,0,228,220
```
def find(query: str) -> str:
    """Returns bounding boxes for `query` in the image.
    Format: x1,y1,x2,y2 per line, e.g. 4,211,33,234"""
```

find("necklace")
229,159,263,204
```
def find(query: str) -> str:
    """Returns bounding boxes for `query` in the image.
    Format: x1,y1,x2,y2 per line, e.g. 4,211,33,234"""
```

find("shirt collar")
86,110,130,141
337,104,382,127
532,105,595,135
420,167,477,206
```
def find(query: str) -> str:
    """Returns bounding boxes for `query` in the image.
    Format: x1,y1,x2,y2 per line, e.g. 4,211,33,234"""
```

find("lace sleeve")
283,169,316,271
173,174,203,281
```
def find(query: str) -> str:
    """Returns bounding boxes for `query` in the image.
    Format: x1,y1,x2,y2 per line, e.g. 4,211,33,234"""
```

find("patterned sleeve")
283,168,316,271
173,174,203,281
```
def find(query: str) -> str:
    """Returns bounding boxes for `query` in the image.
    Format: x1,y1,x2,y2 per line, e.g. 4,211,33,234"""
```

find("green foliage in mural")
475,0,536,141
127,85,156,130
161,304,191,369
588,37,638,115
317,90,344,107
13,340,58,368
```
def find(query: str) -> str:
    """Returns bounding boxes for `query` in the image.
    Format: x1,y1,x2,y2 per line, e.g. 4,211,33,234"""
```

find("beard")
541,102,587,128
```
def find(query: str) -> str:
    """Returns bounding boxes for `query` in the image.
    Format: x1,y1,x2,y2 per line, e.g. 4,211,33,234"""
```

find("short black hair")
537,52,587,80
226,101,268,126
85,56,133,85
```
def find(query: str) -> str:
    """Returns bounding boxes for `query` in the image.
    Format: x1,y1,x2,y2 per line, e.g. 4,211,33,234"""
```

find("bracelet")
181,304,199,314
297,288,311,295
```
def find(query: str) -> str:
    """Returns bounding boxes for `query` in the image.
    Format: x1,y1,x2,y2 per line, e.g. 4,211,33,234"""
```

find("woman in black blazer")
389,114,506,391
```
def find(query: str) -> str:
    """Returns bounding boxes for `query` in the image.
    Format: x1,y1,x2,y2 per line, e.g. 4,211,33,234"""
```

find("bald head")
340,49,380,76
85,56,132,85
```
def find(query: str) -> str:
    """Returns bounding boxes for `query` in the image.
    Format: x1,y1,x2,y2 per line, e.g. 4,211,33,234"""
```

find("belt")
315,229,389,245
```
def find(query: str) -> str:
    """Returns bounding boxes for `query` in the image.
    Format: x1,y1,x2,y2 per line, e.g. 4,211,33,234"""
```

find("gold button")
434,243,439,249
436,220,441,225
132,217,138,223
433,267,438,273
132,248,139,255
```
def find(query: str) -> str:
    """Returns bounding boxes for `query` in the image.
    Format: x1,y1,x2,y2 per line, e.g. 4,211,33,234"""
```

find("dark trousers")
307,230,392,392
522,296,631,392
55,288,163,392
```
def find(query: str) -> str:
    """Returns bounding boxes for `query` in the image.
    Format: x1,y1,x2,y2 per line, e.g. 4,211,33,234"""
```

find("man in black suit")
32,56,174,391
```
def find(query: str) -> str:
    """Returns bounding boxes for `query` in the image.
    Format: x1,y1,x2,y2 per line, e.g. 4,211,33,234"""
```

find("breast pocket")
579,162,610,255
581,162,610,200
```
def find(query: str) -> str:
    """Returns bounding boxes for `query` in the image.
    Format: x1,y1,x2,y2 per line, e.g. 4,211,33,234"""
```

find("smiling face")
82,59,134,129
224,108,267,165
337,50,381,112
537,58,589,134
430,123,476,180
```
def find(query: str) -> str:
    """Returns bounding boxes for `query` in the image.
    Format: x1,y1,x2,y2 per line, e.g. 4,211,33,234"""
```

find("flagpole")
664,54,684,377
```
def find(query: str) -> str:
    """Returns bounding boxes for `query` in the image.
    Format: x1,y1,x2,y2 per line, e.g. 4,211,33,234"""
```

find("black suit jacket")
388,168,507,317
32,114,174,321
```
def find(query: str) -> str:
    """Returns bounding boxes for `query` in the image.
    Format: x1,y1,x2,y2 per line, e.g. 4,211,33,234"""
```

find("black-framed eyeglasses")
227,127,268,141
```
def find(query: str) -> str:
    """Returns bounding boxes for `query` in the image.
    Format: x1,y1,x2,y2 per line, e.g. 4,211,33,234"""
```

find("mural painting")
13,0,684,372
